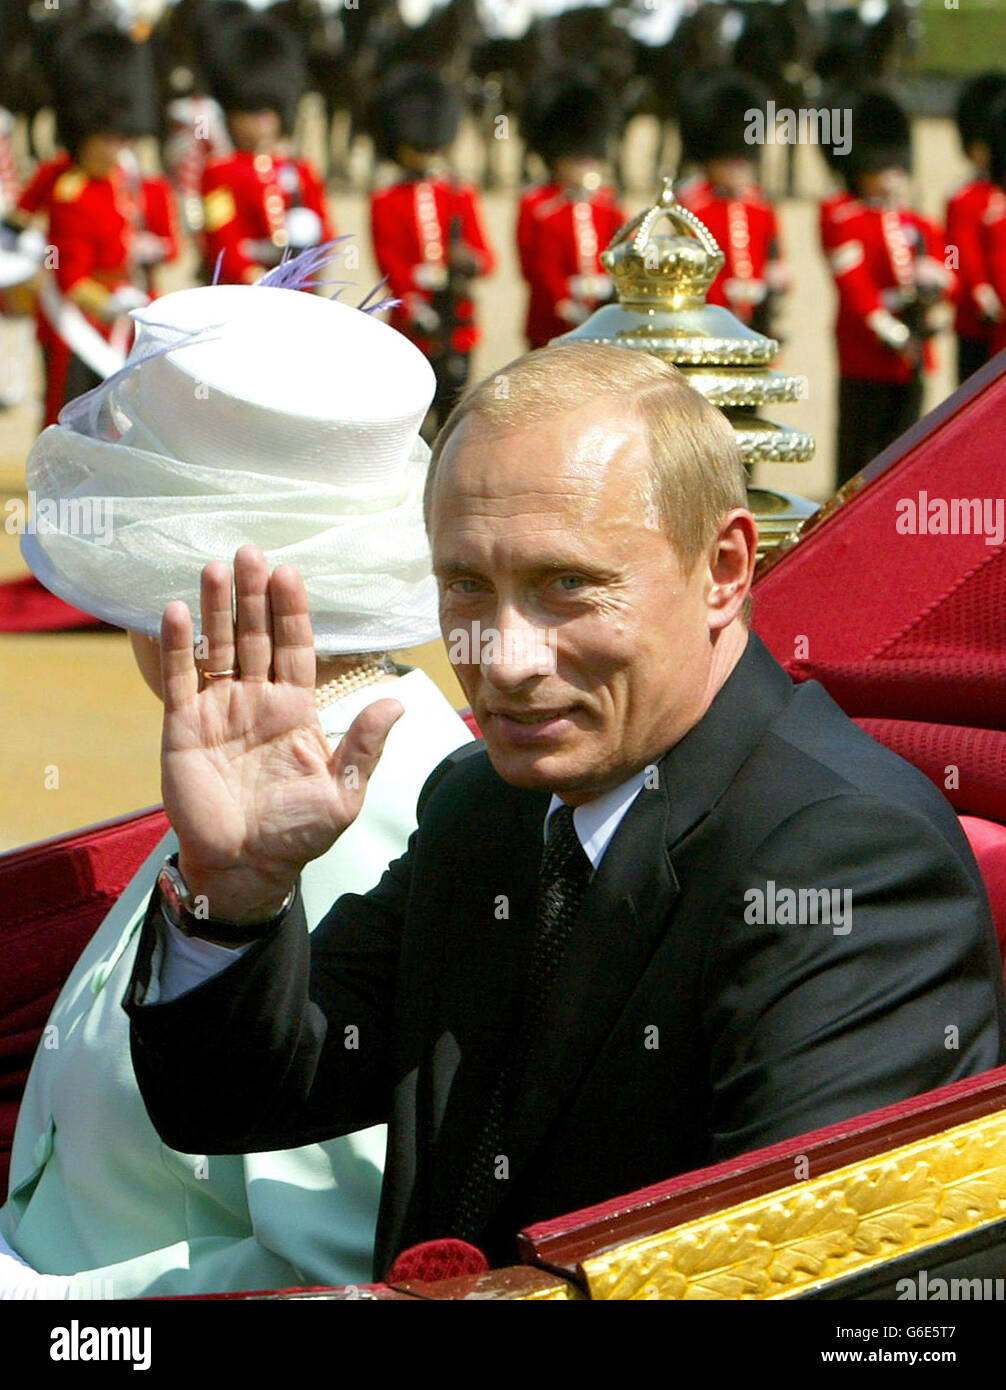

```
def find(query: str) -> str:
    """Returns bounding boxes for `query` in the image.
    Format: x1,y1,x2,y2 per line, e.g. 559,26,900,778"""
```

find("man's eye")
555,575,587,591
447,578,485,595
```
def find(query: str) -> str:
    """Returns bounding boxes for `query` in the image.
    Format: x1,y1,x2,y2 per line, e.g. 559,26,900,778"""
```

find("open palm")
159,546,402,922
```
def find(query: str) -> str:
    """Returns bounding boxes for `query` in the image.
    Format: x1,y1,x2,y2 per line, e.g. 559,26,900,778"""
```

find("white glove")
913,256,950,293
406,295,441,331
867,307,912,352
724,277,768,306
0,1232,72,1300
413,262,449,291
15,227,46,265
567,273,612,301
556,297,591,325
974,282,1003,323
131,230,167,268
285,206,323,251
101,285,150,321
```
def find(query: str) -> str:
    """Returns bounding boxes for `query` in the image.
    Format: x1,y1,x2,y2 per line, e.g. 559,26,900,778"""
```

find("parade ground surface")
0,113,971,851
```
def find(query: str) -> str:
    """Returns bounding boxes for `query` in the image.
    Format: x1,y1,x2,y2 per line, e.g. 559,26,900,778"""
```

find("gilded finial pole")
557,182,819,565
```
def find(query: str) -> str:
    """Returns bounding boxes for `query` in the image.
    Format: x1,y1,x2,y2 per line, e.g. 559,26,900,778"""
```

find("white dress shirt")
544,768,650,870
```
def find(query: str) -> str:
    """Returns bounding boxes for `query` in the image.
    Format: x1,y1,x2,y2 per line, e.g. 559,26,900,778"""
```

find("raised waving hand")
159,546,402,925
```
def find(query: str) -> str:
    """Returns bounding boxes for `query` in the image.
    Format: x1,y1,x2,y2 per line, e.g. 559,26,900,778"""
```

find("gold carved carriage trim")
579,1109,1006,1300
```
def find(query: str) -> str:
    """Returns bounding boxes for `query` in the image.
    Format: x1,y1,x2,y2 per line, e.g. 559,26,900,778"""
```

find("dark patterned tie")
450,802,592,1239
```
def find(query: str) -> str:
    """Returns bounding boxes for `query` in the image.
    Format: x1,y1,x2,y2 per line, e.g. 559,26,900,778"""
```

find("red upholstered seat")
0,807,169,1199
752,354,1006,940
753,355,1006,809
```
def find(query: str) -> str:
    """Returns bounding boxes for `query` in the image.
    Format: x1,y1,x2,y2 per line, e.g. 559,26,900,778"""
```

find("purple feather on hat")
229,237,401,314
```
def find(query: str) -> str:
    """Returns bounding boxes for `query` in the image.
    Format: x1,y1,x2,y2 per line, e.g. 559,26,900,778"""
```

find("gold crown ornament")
557,179,818,565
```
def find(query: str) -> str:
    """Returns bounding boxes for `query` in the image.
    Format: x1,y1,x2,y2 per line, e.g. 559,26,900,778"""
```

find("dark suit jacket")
125,634,1006,1276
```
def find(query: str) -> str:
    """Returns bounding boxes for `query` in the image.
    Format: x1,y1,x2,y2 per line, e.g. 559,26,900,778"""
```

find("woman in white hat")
0,249,474,1297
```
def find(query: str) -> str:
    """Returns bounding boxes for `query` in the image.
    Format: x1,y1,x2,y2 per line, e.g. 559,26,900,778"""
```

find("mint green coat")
0,673,472,1297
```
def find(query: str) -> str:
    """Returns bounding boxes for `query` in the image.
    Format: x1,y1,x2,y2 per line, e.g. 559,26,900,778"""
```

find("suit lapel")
425,634,796,1235
481,633,796,1219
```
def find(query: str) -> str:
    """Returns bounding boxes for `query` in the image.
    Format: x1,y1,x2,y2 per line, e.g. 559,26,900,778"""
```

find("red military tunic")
42,163,178,424
15,154,73,220
980,186,1006,358
370,175,495,356
677,177,781,326
820,190,950,383
201,150,334,285
946,177,1002,344
516,182,626,348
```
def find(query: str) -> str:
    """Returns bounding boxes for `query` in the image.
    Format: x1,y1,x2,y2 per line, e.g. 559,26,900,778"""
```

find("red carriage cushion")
0,807,169,1198
753,353,1006,826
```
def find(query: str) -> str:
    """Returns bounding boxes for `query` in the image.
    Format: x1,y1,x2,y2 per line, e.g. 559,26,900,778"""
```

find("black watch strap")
156,853,295,945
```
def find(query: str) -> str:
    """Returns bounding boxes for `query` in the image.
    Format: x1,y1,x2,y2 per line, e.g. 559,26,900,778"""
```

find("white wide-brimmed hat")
21,247,443,654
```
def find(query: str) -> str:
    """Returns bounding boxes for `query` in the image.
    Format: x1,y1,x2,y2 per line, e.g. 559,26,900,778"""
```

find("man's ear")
706,509,758,631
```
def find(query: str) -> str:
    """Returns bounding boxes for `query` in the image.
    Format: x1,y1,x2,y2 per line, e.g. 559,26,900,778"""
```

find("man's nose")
479,607,557,690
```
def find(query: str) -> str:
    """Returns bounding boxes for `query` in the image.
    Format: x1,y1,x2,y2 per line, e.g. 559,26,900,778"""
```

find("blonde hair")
425,344,749,579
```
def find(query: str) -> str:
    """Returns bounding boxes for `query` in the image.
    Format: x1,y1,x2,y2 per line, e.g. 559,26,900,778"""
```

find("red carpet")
0,575,105,632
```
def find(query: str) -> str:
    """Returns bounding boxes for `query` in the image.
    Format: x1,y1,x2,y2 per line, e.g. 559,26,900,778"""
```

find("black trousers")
957,335,991,386
835,375,923,491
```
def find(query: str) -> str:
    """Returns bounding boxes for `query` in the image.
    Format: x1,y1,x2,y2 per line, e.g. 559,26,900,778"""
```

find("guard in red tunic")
516,70,626,349
677,72,791,341
369,65,495,433
945,71,1006,383
819,89,954,489
201,15,333,285
0,106,35,410
10,154,71,226
29,25,178,427
0,25,177,633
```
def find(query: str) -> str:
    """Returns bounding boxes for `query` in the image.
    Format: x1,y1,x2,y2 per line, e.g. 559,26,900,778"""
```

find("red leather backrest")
0,807,169,1199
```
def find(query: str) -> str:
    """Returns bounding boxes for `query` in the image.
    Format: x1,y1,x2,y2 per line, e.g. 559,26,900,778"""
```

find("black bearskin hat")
521,67,617,165
678,71,769,165
987,91,1006,188
371,65,461,161
205,14,305,135
956,70,1006,156
53,24,158,156
841,87,912,188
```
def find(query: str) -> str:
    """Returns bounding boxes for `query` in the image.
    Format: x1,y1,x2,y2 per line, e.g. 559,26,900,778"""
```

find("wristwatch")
156,853,295,945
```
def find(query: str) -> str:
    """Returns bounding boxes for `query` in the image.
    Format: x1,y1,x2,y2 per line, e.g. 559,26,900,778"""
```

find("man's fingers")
160,601,198,712
328,699,404,793
234,545,272,682
199,560,235,677
269,564,316,690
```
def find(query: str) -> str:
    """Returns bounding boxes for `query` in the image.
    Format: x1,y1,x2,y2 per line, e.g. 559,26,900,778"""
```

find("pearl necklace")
314,657,395,711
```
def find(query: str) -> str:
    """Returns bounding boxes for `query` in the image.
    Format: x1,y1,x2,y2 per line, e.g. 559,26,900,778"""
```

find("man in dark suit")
125,344,1005,1277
